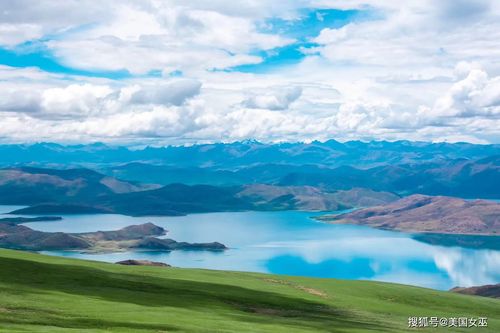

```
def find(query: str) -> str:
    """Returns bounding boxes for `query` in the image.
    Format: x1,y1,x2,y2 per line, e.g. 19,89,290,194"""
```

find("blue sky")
0,8,367,77
0,0,499,144
232,8,366,73
0,44,133,79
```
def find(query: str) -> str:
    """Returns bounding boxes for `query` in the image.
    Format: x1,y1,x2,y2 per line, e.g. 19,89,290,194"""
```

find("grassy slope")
0,249,498,333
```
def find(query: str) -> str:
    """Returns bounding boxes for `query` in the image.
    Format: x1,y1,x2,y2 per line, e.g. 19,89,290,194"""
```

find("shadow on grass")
0,256,393,332
0,312,180,332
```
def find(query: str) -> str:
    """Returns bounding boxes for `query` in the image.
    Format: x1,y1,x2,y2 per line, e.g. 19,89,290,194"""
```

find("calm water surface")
3,206,499,290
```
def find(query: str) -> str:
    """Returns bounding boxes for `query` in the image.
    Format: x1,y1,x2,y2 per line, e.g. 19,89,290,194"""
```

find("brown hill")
0,223,91,251
318,194,500,235
0,167,155,206
79,222,166,241
0,222,226,253
450,284,500,298
236,185,399,211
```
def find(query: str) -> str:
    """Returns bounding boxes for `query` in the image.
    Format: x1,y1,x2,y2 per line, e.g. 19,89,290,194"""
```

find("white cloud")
431,68,500,118
40,2,293,75
129,80,202,106
40,84,114,118
0,1,500,144
1,63,499,144
312,0,500,74
242,86,302,110
0,76,203,121
0,24,43,46
0,0,112,47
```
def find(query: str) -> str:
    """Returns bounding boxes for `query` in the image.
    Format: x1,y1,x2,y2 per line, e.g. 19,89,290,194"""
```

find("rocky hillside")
0,167,156,205
0,221,226,252
236,185,399,211
1,167,400,216
318,195,500,235
451,284,500,298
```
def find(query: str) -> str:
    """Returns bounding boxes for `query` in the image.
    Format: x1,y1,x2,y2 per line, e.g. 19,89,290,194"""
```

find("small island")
0,221,227,253
116,259,171,267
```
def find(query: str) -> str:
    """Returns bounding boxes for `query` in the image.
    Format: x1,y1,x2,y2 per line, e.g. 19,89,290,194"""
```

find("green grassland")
0,249,498,332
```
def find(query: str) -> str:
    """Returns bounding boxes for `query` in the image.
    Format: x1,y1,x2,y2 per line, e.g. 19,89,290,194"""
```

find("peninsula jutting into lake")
318,194,500,235
0,220,226,253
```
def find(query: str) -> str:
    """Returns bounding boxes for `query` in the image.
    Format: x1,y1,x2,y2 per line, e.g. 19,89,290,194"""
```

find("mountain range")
0,140,498,217
0,167,399,216
1,140,498,168
1,140,498,199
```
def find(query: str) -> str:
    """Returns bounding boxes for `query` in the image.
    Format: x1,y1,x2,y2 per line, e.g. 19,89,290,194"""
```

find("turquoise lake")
2,205,499,291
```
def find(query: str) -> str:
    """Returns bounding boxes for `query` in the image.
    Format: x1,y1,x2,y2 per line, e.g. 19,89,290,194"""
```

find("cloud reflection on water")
18,209,500,290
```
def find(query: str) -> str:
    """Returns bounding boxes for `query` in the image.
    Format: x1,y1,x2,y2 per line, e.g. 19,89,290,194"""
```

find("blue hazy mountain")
0,140,498,200
0,140,498,167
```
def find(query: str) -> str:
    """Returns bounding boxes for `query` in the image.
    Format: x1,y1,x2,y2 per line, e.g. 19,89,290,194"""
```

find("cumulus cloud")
0,78,203,121
129,80,202,106
429,67,500,118
1,63,499,144
0,87,41,113
312,0,500,73
40,84,114,118
242,86,302,110
4,1,293,74
0,1,500,144
0,24,43,46
0,0,111,47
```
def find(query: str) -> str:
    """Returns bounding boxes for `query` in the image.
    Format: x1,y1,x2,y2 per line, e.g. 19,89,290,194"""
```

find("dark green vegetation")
0,249,499,333
0,222,226,252
319,195,500,236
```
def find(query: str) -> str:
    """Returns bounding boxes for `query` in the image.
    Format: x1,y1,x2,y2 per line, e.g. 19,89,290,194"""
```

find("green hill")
0,249,498,332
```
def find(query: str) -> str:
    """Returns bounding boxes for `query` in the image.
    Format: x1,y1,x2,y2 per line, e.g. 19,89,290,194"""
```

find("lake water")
2,205,499,291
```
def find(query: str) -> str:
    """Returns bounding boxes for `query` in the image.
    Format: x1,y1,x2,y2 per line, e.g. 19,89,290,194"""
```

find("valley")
0,141,499,291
